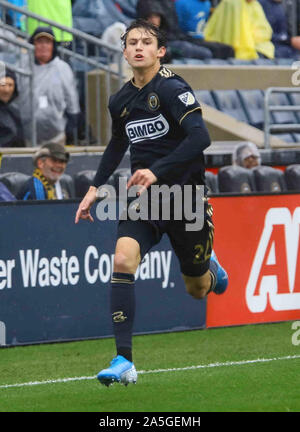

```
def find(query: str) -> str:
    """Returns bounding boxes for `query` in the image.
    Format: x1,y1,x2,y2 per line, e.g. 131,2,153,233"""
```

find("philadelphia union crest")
148,93,160,111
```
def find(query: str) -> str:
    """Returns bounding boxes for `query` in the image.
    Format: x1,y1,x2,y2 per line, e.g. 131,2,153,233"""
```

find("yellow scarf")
33,168,56,200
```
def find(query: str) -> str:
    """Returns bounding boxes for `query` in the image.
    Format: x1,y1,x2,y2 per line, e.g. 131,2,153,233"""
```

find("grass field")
0,321,299,412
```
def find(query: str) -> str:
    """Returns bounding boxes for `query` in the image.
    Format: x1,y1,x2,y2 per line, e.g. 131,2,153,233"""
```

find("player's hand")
75,186,97,224
127,169,157,195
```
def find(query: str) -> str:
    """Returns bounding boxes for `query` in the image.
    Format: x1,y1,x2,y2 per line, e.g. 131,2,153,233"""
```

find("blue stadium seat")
252,58,276,65
275,58,295,66
211,90,249,123
271,133,295,143
204,59,229,65
285,164,300,191
292,133,300,143
252,166,286,192
184,59,205,65
287,91,300,123
237,89,265,129
268,92,298,124
74,170,96,198
194,90,218,109
60,174,76,198
218,166,255,193
112,168,131,196
228,58,255,65
0,172,30,197
205,171,219,194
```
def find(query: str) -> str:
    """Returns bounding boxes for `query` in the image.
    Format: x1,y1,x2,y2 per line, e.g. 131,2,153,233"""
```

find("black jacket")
0,69,25,148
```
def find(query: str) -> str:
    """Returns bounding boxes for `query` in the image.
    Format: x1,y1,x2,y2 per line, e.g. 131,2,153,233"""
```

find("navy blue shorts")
117,200,214,277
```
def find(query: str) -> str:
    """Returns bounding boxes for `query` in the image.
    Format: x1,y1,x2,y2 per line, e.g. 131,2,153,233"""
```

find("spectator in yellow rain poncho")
204,0,274,60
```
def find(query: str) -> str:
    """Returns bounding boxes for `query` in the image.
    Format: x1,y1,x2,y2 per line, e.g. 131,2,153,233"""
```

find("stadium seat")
287,91,300,123
204,59,229,65
0,172,30,197
194,90,218,109
184,59,205,65
228,58,255,65
211,90,249,123
252,58,276,65
112,168,131,196
205,171,219,194
252,166,286,192
74,170,96,198
293,133,300,143
284,164,300,191
218,166,255,193
60,174,76,198
237,89,265,129
268,92,298,124
275,58,295,66
271,133,295,143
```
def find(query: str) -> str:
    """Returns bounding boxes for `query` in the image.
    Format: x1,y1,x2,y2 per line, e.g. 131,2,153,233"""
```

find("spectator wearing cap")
18,26,80,146
0,68,25,148
17,142,72,200
232,142,261,169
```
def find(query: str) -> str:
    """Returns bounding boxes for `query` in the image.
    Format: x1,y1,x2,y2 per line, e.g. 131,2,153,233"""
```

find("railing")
264,87,300,149
0,0,125,146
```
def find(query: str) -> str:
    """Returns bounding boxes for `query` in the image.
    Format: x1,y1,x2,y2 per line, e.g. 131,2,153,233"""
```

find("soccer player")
75,19,228,387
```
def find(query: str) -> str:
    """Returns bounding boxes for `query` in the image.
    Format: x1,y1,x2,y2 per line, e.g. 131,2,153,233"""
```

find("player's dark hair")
121,18,167,50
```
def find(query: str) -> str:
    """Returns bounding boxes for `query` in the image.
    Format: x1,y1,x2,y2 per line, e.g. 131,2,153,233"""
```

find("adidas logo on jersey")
125,114,169,143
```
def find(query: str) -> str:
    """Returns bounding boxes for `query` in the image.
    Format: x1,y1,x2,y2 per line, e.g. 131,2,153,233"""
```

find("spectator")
259,0,300,59
136,0,234,61
4,0,26,30
27,0,73,44
19,26,80,146
232,142,261,168
175,0,212,40
0,68,25,148
17,142,72,200
204,0,275,60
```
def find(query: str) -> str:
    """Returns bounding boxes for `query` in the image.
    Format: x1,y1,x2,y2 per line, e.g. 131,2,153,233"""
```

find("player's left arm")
148,77,210,181
149,109,210,181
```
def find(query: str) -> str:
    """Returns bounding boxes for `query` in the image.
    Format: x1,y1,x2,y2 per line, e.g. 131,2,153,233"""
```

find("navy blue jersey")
93,66,210,188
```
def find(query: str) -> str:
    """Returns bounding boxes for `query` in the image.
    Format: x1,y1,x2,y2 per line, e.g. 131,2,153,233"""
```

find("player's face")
123,28,166,70
0,77,15,104
37,156,67,184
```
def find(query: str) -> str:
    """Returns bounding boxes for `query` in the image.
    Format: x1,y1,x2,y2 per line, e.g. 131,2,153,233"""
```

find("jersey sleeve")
158,76,202,125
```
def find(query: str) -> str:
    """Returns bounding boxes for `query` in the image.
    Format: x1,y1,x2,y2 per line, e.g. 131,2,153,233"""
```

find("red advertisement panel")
207,194,300,327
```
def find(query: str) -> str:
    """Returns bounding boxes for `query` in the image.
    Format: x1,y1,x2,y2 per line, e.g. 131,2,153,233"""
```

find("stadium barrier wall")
0,200,206,346
207,193,300,327
1,193,300,346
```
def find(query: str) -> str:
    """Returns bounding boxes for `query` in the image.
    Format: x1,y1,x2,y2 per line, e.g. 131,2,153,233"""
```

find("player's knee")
113,251,138,274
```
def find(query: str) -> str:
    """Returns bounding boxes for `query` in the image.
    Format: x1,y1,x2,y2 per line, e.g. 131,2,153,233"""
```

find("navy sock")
110,272,135,363
209,259,218,292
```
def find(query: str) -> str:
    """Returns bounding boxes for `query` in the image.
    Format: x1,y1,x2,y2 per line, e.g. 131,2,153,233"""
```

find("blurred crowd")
0,0,298,201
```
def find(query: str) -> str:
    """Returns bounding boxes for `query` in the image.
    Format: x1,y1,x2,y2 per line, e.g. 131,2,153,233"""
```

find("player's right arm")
75,134,129,224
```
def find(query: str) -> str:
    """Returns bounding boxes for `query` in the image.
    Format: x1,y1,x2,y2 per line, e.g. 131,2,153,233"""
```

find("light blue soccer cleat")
97,355,137,387
210,250,228,295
